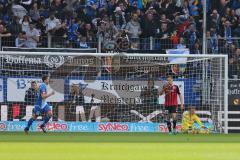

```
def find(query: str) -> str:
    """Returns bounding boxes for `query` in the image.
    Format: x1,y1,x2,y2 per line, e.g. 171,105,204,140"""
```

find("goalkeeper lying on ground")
181,107,210,134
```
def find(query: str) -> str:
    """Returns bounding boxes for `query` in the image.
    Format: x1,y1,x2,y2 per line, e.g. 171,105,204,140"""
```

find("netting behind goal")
0,52,228,133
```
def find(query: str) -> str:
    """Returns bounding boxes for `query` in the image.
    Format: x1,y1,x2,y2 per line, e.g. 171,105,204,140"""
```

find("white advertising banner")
69,79,184,104
7,78,64,102
166,49,190,64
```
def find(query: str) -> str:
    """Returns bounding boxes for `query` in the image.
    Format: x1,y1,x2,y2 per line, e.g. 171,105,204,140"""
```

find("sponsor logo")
159,124,181,133
130,124,150,132
7,122,25,131
159,124,168,133
98,123,129,132
37,122,68,131
2,55,65,68
233,99,240,105
44,55,65,68
0,122,7,131
4,55,41,64
176,125,181,131
69,123,89,132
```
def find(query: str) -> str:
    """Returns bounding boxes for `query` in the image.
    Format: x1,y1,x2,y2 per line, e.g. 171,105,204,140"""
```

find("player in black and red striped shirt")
160,76,184,134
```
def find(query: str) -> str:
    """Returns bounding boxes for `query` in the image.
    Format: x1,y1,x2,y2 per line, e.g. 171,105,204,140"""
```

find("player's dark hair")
42,75,49,82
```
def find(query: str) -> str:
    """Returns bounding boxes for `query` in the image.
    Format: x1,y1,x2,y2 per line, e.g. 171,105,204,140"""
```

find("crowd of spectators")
0,0,239,56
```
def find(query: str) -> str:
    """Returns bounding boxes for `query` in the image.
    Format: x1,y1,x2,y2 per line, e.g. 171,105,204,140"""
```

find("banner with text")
229,79,240,106
69,79,185,104
0,121,213,133
7,78,64,102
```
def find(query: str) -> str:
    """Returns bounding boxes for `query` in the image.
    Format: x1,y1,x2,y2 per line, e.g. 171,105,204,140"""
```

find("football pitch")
0,132,240,160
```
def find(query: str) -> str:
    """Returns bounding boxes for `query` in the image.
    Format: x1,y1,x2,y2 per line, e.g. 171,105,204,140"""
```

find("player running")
159,75,184,134
24,76,55,133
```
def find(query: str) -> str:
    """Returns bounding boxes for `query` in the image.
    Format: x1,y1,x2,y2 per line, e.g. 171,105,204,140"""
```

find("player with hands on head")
159,75,184,134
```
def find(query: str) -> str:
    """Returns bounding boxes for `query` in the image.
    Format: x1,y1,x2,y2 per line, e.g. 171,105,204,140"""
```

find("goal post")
0,51,228,133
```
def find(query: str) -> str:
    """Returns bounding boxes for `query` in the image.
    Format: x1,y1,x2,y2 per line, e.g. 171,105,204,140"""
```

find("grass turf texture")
0,132,240,160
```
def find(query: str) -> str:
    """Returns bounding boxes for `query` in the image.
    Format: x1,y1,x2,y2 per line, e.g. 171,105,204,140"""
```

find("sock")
41,115,51,127
27,118,34,129
173,120,177,130
167,121,172,132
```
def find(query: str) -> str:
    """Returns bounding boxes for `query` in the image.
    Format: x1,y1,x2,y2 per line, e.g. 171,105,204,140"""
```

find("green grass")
0,132,240,160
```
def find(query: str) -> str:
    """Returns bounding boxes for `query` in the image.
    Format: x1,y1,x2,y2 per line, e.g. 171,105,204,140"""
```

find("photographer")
24,81,38,105
140,79,158,105
69,84,84,106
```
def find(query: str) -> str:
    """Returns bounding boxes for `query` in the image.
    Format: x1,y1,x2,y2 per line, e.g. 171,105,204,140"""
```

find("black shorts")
165,106,177,114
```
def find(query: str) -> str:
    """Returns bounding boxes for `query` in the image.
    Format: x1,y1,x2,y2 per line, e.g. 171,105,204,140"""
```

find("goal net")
0,51,228,133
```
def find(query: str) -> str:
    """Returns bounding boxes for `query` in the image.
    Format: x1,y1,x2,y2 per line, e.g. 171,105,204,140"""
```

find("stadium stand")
0,0,234,54
0,0,240,133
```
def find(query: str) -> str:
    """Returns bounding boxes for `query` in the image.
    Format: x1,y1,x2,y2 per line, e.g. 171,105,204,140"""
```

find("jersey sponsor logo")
98,123,129,132
0,122,7,130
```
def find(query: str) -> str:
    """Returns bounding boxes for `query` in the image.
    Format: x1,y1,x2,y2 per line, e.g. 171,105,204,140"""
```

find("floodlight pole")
202,0,207,54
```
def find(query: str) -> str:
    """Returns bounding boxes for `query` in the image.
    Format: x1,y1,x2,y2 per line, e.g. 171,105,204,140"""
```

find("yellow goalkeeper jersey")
181,111,203,130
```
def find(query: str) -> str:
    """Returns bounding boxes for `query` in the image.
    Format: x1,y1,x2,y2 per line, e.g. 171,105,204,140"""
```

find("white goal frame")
0,51,229,134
